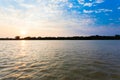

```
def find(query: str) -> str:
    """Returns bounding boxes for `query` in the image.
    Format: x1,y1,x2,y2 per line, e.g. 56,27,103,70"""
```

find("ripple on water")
0,40,120,80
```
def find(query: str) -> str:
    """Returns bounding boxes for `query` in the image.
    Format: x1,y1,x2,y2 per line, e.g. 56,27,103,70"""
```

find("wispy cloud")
0,0,119,37
83,10,93,13
78,0,85,5
78,0,104,7
0,0,96,36
84,3,93,7
83,9,112,14
118,7,120,10
95,9,112,13
95,0,104,3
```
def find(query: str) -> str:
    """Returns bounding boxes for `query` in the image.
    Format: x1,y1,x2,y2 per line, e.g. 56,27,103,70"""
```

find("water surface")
0,40,120,80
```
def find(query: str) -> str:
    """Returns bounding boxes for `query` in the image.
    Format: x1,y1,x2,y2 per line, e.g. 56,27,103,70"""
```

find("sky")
0,0,120,37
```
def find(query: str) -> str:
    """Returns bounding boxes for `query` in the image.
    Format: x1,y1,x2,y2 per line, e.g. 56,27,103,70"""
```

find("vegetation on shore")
0,35,120,40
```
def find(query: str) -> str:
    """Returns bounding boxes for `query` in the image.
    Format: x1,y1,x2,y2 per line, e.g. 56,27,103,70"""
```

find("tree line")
0,35,120,40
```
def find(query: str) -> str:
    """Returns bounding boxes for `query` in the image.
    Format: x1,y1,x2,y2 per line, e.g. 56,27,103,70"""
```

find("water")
0,40,120,80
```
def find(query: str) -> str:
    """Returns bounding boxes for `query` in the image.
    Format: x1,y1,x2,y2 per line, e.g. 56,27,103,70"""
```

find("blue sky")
0,0,120,37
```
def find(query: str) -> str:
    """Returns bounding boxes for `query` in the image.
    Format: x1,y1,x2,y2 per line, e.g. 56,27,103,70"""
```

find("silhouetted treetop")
0,35,120,40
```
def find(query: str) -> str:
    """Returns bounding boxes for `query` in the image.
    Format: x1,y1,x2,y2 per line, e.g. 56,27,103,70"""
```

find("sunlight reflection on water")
0,40,120,80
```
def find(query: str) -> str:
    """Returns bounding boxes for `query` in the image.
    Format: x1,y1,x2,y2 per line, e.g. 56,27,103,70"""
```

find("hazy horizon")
0,0,120,37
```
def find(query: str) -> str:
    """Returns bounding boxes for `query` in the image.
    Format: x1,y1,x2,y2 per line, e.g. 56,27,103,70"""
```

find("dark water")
0,40,120,80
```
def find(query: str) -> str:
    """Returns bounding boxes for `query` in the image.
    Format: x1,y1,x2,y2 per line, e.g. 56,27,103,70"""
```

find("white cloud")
83,10,93,13
83,8,112,14
1,0,118,37
78,0,104,7
95,0,104,3
20,3,35,8
96,9,112,13
0,0,98,37
84,3,93,7
69,3,73,8
14,0,24,3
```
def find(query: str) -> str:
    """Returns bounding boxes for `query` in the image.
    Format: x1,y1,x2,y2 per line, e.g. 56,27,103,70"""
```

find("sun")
20,30,27,36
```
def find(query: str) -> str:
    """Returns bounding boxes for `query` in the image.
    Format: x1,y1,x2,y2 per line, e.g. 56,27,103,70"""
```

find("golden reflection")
14,62,26,69
21,40,26,47
14,41,28,71
20,40,27,51
15,40,27,59
19,40,27,57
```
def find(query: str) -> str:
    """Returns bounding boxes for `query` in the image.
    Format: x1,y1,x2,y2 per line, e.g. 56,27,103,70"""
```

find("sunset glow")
20,30,27,36
0,0,119,37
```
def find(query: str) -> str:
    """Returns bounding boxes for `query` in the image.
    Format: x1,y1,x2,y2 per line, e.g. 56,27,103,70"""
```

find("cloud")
0,0,119,37
78,0,104,7
84,26,120,36
83,10,93,13
14,0,24,3
95,0,104,3
78,0,85,5
96,9,112,13
68,3,73,8
20,3,35,8
83,9,112,14
0,0,98,37
118,7,120,10
84,3,93,7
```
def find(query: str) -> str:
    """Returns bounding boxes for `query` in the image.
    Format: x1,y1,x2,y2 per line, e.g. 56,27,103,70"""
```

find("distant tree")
24,36,31,40
115,34,120,39
15,36,20,40
115,34,120,37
